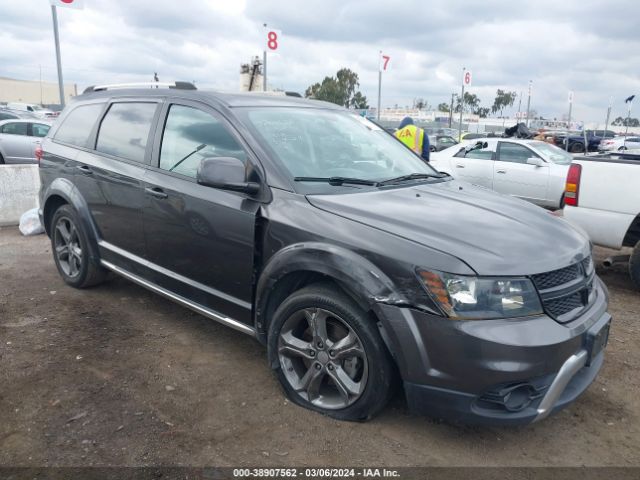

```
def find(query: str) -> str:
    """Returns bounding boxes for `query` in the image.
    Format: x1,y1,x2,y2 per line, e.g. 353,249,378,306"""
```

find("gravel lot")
1,226,639,467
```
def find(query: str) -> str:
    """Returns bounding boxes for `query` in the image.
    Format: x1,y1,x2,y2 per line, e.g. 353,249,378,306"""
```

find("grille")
532,264,580,290
545,291,584,318
532,256,595,323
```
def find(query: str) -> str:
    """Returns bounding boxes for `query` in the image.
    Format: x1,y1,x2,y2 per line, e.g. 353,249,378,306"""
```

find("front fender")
254,242,409,335
41,177,101,263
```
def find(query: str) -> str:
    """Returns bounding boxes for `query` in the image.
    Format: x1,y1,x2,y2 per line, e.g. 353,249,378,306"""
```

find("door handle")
145,187,168,199
496,170,507,174
455,164,465,168
76,165,93,175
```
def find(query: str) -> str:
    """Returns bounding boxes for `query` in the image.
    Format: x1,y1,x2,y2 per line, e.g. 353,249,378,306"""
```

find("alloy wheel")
278,307,368,410
54,216,83,278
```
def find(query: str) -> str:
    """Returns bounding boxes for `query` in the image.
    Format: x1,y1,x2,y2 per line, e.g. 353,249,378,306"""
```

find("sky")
1,0,639,123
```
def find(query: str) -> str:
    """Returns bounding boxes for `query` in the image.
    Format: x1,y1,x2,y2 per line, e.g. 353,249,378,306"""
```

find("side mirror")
526,157,544,167
197,157,260,195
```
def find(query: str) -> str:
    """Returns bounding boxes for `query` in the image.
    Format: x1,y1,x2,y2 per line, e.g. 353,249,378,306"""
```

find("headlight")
418,270,543,320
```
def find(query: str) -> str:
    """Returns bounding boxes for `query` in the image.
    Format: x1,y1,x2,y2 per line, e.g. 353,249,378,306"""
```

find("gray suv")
38,82,611,424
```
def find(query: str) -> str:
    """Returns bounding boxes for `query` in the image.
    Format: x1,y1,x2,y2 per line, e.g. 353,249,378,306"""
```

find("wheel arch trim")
41,178,101,262
254,242,407,338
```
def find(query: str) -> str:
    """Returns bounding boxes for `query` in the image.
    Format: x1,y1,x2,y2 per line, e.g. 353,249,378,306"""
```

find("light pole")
525,80,532,128
50,5,65,106
458,67,465,141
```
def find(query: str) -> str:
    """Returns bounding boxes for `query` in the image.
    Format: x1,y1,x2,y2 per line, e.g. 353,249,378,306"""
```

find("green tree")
437,102,450,112
454,92,480,113
305,68,368,109
491,89,517,116
414,98,427,110
474,107,490,118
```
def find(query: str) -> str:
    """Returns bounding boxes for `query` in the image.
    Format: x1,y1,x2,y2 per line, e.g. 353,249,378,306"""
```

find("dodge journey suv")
38,82,611,424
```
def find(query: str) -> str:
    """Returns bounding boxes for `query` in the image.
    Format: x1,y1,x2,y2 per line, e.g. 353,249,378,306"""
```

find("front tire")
267,283,396,421
570,142,585,153
50,205,107,288
629,241,640,290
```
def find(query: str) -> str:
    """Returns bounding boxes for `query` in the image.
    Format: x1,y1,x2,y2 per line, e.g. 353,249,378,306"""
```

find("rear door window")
54,103,104,147
0,122,28,135
96,102,158,163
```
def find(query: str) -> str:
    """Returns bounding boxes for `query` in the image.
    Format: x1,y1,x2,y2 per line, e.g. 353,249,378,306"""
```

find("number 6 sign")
463,70,472,86
266,29,282,52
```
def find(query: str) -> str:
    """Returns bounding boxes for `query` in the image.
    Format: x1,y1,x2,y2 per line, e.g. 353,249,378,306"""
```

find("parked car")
430,138,572,208
0,119,51,164
598,136,640,151
0,108,39,121
6,102,58,119
38,82,610,425
554,130,609,153
564,151,640,288
428,134,458,152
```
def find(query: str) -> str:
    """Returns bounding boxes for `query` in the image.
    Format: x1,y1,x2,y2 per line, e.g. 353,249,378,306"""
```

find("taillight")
35,146,43,164
565,163,581,207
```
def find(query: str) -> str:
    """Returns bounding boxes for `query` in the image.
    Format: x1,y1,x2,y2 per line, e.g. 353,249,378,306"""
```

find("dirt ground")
0,225,639,468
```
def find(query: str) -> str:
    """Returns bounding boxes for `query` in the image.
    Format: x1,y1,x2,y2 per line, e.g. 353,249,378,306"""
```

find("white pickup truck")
563,152,640,288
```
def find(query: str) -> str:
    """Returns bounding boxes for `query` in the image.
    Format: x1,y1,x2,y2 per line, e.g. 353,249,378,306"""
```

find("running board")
100,260,256,337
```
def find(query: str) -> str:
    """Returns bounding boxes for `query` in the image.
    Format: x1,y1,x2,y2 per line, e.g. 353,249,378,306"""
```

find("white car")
430,138,572,209
6,102,58,119
598,136,640,151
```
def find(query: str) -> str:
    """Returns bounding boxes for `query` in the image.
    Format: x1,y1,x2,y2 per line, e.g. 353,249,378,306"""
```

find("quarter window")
54,103,104,147
159,105,246,179
96,103,157,163
498,143,537,164
0,122,27,135
31,123,50,138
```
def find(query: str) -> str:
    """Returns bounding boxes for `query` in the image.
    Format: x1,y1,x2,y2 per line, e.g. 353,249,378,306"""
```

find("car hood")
306,180,590,276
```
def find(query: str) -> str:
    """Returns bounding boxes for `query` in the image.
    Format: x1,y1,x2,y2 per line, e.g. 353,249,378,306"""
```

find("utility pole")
517,91,522,122
262,23,268,92
50,5,65,107
566,92,573,152
624,98,633,149
604,96,613,138
39,64,43,105
525,80,532,128
458,67,465,141
377,51,382,121
448,93,454,128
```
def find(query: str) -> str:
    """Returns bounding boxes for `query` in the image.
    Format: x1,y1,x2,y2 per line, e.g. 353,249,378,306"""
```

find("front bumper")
375,277,610,425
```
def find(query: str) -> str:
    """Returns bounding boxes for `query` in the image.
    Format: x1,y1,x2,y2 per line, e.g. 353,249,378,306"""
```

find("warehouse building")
0,76,77,106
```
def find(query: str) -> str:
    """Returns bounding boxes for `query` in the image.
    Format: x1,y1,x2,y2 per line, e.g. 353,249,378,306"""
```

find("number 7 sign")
380,53,390,72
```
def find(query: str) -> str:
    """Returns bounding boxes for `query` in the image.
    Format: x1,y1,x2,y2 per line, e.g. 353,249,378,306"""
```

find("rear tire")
618,146,628,151
570,142,585,153
629,241,640,290
50,205,108,288
0,153,5,164
267,283,396,421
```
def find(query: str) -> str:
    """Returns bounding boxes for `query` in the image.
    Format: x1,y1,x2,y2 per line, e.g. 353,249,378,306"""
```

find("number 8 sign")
266,29,282,52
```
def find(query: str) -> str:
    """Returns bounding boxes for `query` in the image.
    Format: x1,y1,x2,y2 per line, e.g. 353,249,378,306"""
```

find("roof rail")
83,81,197,94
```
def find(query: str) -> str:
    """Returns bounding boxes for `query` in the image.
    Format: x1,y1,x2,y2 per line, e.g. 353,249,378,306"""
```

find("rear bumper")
375,277,610,425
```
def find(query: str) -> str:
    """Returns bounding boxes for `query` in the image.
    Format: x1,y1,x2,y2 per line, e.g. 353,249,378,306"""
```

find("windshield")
530,141,573,164
238,107,439,191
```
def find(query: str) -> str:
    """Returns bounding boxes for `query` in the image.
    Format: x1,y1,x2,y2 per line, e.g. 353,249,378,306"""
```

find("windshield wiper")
294,176,379,186
378,172,443,186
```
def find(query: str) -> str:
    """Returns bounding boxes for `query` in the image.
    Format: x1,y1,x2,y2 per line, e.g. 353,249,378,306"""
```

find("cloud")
1,0,639,122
